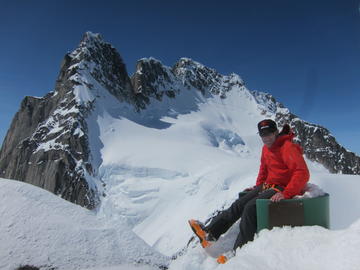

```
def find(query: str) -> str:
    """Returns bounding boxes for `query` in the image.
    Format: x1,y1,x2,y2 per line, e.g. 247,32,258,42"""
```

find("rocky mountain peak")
134,58,173,90
70,31,112,63
1,31,359,212
171,58,244,98
0,32,130,209
172,57,214,82
80,31,105,48
173,57,205,69
58,31,134,105
131,58,177,108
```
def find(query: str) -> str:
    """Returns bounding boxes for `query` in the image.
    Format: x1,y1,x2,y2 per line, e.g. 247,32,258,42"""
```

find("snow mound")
294,183,326,198
0,178,169,270
170,219,360,270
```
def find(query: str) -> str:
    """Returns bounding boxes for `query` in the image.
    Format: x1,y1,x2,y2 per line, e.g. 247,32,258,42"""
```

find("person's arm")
281,142,310,199
256,147,268,186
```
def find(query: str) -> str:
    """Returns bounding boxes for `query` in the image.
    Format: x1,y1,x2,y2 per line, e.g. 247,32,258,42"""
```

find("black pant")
205,185,277,251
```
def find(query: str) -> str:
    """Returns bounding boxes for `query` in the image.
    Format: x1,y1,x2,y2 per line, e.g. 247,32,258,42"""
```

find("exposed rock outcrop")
0,32,135,209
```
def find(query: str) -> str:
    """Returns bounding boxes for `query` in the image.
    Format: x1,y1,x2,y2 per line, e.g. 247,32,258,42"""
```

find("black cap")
257,119,278,137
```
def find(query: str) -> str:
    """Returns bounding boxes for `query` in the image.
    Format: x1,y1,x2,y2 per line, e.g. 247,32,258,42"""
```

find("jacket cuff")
282,191,292,199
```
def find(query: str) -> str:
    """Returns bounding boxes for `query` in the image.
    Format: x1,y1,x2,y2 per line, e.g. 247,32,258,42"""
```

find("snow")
86,266,156,270
0,178,168,270
2,40,360,269
2,171,359,270
294,183,325,198
34,137,67,152
90,66,360,268
171,221,360,270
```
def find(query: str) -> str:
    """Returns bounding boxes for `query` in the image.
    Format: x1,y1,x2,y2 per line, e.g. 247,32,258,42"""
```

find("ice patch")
202,125,250,156
203,126,244,148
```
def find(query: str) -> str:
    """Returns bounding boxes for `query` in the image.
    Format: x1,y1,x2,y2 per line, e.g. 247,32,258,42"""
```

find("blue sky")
1,0,360,155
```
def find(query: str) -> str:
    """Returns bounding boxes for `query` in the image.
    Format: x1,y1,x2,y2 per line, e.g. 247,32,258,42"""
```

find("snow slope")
93,83,270,256
2,46,360,269
0,179,168,270
1,171,360,270
172,219,360,270
84,57,360,268
169,169,360,270
89,80,359,250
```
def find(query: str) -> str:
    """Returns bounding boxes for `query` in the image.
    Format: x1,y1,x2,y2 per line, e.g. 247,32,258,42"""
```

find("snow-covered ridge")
0,178,168,270
63,32,280,121
67,31,134,107
171,57,244,98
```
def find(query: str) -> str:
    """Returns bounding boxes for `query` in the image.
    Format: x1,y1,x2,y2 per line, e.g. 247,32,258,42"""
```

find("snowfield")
2,93,360,270
1,38,360,269
2,87,360,269
0,179,168,270
1,171,360,270
173,220,360,270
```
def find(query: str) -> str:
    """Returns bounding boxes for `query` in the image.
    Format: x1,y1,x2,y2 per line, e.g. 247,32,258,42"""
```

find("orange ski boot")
217,255,228,264
217,250,235,264
188,219,213,248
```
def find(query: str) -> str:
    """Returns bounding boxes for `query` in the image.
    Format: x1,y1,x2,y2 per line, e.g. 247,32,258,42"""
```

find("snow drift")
0,178,168,270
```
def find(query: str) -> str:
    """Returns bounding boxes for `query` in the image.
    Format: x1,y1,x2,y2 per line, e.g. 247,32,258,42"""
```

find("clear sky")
1,0,360,155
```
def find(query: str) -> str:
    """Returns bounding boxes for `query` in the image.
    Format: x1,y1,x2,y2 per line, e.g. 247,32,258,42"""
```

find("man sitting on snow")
189,119,310,264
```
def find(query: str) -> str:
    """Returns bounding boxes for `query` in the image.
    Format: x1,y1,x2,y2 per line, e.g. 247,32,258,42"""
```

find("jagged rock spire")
60,31,134,104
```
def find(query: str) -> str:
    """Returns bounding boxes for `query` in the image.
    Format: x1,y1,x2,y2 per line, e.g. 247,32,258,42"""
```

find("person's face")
260,131,278,148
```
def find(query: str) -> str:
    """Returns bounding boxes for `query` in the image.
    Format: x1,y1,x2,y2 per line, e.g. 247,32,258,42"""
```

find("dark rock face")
69,32,134,104
0,32,135,209
0,88,96,208
130,57,245,107
131,58,177,109
172,58,244,98
280,115,360,174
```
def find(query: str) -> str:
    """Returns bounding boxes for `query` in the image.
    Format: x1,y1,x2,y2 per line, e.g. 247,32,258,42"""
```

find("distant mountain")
0,32,359,209
251,91,360,174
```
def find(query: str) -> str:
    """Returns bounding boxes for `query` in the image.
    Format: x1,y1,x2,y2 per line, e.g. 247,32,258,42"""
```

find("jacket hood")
270,124,294,149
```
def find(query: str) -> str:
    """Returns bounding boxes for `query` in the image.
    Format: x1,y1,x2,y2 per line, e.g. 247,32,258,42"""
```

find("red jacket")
256,129,310,199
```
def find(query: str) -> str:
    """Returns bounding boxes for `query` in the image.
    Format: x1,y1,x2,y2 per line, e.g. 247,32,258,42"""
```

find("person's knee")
243,202,257,217
228,200,245,216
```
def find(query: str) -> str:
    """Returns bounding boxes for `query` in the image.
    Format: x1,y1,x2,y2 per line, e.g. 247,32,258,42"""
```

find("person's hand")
270,192,285,202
